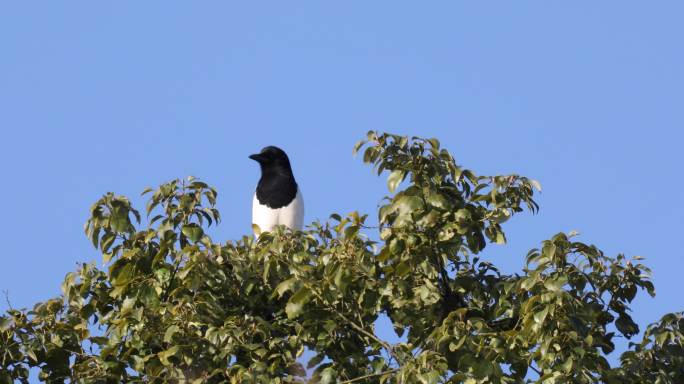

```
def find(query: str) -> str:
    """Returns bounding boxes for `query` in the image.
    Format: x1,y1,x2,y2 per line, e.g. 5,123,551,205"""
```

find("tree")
1,132,682,383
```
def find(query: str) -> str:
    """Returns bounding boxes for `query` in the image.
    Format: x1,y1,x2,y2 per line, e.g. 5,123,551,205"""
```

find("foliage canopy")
1,132,682,383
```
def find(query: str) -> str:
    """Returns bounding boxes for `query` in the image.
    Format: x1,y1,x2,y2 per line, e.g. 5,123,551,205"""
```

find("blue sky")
1,1,682,368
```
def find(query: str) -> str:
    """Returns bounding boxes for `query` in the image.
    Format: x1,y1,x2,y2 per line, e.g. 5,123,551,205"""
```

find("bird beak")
249,153,264,162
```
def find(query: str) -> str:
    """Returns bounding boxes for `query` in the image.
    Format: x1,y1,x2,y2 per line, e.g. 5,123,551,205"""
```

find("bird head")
249,146,293,173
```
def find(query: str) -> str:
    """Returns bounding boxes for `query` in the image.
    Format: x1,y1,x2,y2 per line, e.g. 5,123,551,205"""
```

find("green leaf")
395,194,423,211
89,226,101,248
189,181,209,189
520,276,537,290
390,195,425,226
454,208,471,223
616,314,639,338
274,278,297,298
319,367,337,384
333,265,350,292
544,275,568,292
139,283,160,307
182,223,204,242
389,238,405,255
352,139,366,155
0,372,12,384
25,348,37,363
286,287,313,319
534,306,549,324
542,243,557,261
449,336,467,351
307,353,325,369
495,231,506,244
252,223,262,236
426,190,449,209
110,204,131,233
395,261,410,277
110,262,134,287
100,232,116,253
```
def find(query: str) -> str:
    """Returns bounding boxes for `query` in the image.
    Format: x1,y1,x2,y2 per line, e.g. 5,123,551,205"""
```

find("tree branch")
310,290,401,364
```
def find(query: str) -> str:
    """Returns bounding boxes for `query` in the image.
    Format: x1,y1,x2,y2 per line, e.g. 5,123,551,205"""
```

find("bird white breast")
252,188,304,234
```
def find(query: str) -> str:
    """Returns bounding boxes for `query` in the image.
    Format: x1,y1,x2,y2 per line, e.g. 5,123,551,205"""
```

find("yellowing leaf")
158,345,179,366
164,325,180,343
387,170,405,193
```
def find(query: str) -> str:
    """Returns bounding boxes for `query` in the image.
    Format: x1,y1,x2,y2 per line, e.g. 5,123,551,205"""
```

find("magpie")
249,146,304,234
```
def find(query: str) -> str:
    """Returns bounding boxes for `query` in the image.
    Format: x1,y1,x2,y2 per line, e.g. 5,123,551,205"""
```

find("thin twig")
336,307,400,363
3,290,13,310
530,364,542,376
340,368,400,384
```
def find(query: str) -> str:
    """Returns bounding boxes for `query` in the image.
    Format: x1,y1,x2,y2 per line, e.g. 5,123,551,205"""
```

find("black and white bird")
249,146,304,234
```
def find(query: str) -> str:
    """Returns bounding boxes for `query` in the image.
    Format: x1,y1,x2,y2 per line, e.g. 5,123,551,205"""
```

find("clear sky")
1,1,682,367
